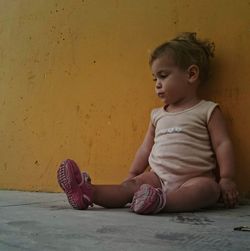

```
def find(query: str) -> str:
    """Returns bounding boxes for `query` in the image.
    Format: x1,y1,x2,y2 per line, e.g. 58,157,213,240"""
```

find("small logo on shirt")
167,127,182,133
158,127,183,135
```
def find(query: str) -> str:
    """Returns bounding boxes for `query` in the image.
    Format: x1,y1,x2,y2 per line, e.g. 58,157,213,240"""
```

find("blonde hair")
149,32,215,83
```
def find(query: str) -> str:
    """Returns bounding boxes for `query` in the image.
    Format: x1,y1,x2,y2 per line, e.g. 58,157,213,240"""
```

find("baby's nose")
155,81,162,89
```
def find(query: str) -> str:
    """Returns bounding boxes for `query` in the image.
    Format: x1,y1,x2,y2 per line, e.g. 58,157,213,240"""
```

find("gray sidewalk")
0,190,250,251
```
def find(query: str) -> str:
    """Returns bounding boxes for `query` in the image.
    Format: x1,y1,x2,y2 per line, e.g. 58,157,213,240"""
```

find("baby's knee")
201,178,220,199
184,177,220,199
121,178,142,190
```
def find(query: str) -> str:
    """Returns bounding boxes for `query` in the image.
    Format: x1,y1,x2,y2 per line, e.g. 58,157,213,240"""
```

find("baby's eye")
152,78,157,82
159,74,168,79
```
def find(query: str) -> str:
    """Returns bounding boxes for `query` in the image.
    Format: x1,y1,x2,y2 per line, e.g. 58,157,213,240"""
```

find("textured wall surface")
0,0,249,196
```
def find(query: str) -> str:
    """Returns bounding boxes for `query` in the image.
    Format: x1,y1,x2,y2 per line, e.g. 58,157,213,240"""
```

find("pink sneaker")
57,159,93,210
130,184,166,214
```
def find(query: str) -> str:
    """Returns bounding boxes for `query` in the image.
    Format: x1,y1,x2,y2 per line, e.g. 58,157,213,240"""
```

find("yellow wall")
0,0,249,197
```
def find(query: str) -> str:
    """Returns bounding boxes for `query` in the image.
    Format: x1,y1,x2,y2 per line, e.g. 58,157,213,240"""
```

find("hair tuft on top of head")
173,32,215,59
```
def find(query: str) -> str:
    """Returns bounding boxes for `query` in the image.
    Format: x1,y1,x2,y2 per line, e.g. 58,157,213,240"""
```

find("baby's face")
151,55,190,105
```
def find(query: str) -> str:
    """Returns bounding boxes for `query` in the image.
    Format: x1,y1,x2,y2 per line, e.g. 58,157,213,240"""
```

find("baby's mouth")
157,92,165,97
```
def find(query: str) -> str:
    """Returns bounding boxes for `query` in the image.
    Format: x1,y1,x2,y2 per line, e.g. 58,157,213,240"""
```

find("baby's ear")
187,64,199,83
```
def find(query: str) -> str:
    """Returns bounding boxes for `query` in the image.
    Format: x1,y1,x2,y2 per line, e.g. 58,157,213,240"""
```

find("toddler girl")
57,32,239,214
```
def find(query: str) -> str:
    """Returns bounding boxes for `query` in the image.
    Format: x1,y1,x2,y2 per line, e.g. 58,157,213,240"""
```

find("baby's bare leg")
91,181,138,208
163,177,220,212
92,171,161,208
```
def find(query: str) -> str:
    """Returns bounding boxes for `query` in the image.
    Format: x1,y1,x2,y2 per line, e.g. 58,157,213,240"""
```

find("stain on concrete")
49,205,71,210
7,220,38,227
155,232,193,241
96,225,132,234
172,214,214,225
155,231,233,248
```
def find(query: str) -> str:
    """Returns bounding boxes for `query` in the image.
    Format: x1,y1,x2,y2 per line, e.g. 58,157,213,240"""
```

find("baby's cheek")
165,84,175,94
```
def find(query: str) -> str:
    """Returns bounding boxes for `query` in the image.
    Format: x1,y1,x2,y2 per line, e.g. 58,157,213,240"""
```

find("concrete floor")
0,190,250,251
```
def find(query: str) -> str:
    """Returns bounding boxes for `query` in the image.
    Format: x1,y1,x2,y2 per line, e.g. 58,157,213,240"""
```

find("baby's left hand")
219,178,239,208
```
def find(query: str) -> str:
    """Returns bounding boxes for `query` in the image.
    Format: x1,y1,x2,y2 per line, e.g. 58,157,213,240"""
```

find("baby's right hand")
219,178,239,208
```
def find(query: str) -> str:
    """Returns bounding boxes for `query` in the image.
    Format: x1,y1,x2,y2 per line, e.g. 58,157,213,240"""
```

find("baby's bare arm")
125,121,155,181
208,107,239,207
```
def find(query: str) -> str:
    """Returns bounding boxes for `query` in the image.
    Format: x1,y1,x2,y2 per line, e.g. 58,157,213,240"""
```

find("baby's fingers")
224,191,238,208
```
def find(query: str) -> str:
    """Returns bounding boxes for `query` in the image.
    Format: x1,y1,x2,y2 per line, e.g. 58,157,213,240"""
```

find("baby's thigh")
180,176,220,198
132,171,162,188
